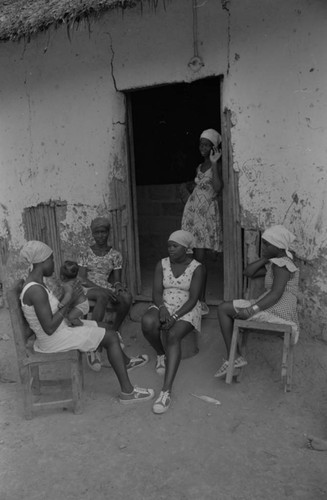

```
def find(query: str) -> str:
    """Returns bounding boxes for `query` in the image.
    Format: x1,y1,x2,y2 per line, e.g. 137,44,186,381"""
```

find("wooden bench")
7,280,83,419
226,319,294,392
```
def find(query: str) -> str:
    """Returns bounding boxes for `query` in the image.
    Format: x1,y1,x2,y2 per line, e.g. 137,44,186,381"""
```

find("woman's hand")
115,283,126,294
104,288,119,304
160,314,176,330
210,146,222,164
159,305,171,326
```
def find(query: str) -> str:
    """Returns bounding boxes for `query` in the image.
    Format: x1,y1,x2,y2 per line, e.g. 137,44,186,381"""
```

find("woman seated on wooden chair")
19,241,154,405
215,224,299,378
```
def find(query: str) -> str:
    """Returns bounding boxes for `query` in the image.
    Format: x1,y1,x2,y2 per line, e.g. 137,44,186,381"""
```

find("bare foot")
307,435,327,451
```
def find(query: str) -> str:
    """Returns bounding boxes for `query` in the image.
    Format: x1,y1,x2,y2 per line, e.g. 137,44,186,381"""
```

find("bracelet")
151,305,159,310
252,304,260,313
57,302,65,309
172,313,179,321
114,281,122,287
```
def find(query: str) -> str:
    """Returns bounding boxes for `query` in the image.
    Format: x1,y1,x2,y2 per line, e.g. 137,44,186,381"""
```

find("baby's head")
60,260,79,281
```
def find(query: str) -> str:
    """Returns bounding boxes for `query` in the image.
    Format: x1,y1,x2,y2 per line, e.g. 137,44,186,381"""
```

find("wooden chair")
225,319,294,392
7,280,83,419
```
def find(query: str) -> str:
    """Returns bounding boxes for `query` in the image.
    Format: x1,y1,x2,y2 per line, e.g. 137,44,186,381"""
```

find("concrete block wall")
136,184,185,264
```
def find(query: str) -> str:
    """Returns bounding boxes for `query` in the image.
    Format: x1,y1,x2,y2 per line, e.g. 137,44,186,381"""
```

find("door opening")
128,76,224,303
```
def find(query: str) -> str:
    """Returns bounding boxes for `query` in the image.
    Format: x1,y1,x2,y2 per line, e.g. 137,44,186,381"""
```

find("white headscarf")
168,230,194,254
200,129,221,148
261,225,296,259
20,241,53,267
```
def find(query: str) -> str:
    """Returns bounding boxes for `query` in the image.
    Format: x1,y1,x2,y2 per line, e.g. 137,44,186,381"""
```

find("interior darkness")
131,77,221,185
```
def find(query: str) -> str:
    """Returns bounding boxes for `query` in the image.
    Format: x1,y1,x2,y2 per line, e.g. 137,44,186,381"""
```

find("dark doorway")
129,76,223,303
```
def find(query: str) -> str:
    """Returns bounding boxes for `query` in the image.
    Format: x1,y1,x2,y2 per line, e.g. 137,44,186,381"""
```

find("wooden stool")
181,329,199,359
7,280,83,419
226,319,294,392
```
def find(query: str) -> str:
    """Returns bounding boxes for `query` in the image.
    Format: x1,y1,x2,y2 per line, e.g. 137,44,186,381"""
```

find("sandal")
214,357,247,378
214,360,229,378
119,386,154,404
125,354,149,372
234,356,248,368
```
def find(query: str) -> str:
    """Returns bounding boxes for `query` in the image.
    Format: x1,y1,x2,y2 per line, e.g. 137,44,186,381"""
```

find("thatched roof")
0,0,162,42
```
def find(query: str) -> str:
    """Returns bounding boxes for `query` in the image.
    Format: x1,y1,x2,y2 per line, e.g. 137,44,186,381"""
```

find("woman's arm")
211,161,223,193
255,265,290,310
244,257,269,278
78,266,99,288
111,268,125,293
210,147,223,193
235,265,290,320
152,261,164,307
25,285,69,336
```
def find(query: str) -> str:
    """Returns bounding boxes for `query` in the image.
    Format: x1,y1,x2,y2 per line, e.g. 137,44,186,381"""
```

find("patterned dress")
20,282,105,353
161,257,202,333
182,165,222,252
78,247,122,291
233,257,300,343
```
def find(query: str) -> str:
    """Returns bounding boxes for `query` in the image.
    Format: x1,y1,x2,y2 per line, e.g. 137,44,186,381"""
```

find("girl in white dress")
20,241,154,405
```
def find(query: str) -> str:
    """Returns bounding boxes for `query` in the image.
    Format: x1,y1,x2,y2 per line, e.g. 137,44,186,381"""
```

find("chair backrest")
6,279,34,363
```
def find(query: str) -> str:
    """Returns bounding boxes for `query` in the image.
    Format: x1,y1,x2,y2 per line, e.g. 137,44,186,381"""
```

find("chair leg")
285,336,294,392
281,331,294,392
226,323,239,384
78,352,85,390
22,367,33,420
71,359,83,415
31,365,41,395
281,332,288,379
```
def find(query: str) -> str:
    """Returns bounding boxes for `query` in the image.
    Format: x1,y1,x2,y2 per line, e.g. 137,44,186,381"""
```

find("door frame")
220,78,243,300
125,78,243,301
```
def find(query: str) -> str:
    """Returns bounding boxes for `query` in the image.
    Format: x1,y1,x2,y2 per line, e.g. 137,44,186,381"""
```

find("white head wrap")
20,241,53,267
261,225,296,259
200,129,221,147
168,230,194,254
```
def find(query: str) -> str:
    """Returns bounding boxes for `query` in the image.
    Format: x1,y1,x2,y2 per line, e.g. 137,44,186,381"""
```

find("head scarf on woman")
168,230,194,254
200,129,221,148
90,217,111,232
20,241,53,267
261,225,296,259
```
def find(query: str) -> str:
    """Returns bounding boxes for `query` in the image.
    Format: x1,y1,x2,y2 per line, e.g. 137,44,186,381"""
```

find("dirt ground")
0,303,326,500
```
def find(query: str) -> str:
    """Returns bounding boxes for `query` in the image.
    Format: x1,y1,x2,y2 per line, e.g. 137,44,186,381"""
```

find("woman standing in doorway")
181,128,223,315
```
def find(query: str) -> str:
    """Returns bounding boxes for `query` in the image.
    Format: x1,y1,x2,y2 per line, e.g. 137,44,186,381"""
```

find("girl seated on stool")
141,230,203,414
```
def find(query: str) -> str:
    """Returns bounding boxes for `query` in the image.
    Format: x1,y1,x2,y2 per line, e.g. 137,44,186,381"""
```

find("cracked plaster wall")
0,0,326,337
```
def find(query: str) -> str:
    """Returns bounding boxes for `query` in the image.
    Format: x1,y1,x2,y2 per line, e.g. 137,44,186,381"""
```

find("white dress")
20,282,105,353
161,257,202,333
